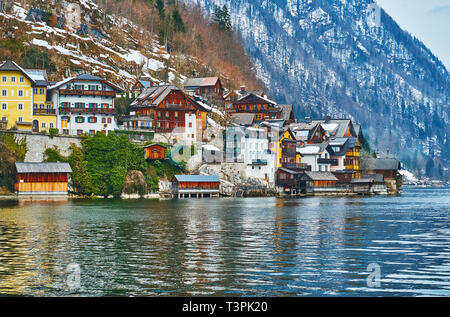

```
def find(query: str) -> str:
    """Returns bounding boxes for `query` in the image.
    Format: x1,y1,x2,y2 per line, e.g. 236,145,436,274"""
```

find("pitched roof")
25,69,48,86
48,74,123,92
230,113,255,126
15,162,72,173
361,157,401,171
173,174,220,183
184,77,220,88
131,85,209,112
235,92,277,105
302,171,338,181
0,60,35,83
279,104,294,121
297,143,331,155
311,118,355,138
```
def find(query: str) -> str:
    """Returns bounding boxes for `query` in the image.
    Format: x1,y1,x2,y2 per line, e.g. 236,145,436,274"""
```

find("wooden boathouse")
172,174,220,198
15,162,72,195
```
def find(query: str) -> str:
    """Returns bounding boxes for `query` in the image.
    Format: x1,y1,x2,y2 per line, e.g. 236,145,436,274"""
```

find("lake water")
0,187,449,297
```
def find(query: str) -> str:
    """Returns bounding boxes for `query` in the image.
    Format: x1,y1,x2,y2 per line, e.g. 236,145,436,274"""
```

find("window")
107,118,112,124
18,104,23,110
63,129,69,135
50,123,54,128
18,90,23,97
88,117,97,123
77,130,83,135
17,117,23,122
1,103,6,110
41,122,46,128
188,122,192,128
33,88,38,94
19,77,24,83
1,116,6,121
102,117,106,123
1,76,6,82
76,117,85,123
11,76,16,83
2,90,7,97
39,88,45,95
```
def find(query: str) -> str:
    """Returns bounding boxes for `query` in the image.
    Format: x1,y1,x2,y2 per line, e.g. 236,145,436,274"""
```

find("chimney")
240,86,245,94
305,116,311,123
325,115,331,123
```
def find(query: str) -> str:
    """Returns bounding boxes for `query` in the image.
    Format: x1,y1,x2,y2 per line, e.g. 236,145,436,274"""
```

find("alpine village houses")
0,60,402,197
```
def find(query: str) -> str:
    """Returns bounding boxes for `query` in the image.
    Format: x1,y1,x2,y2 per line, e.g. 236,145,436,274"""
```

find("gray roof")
173,174,220,182
131,85,209,111
301,171,338,181
0,60,35,83
15,162,72,173
277,167,302,175
75,74,104,81
311,118,355,138
231,113,255,126
183,77,219,88
361,157,401,171
279,104,293,121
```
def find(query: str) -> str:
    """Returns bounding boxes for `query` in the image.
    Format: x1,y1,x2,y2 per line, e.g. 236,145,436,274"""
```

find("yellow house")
268,127,296,168
0,60,56,132
26,69,56,132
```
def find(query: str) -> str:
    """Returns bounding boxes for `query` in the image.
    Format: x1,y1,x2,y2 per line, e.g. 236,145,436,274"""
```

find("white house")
297,143,334,172
49,74,122,136
225,126,276,184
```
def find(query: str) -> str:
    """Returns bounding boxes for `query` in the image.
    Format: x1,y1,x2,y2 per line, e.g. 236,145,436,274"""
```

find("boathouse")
14,162,72,195
298,171,338,193
143,143,166,160
172,174,220,198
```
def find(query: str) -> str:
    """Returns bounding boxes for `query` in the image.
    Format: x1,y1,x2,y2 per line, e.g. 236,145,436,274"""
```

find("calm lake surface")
0,187,449,297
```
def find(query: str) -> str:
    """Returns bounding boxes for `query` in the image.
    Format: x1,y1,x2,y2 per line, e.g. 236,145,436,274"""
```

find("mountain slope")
191,0,450,179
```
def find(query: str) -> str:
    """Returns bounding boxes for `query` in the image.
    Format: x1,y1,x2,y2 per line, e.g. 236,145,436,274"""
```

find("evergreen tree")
214,5,232,31
172,6,185,33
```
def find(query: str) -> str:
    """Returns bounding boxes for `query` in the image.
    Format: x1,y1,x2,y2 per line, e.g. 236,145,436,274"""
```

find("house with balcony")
49,74,122,136
183,77,224,99
26,69,57,132
296,143,336,172
226,92,295,124
122,85,209,143
328,137,362,182
224,126,277,184
0,60,56,132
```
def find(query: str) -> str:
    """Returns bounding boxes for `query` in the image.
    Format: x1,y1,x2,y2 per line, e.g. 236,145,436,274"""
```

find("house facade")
0,60,56,132
123,85,209,142
50,74,122,136
183,77,223,98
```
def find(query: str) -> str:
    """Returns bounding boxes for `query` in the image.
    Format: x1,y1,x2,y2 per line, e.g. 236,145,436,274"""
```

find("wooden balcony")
59,89,116,97
33,108,56,115
317,158,339,165
59,107,115,114
282,163,310,170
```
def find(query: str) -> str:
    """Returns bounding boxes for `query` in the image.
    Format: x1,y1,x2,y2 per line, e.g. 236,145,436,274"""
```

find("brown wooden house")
183,77,223,98
15,162,72,195
172,174,220,198
298,171,338,193
124,85,209,141
131,78,156,94
143,143,166,160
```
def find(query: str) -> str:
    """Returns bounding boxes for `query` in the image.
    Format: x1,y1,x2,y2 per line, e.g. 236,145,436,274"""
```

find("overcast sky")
375,0,450,70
